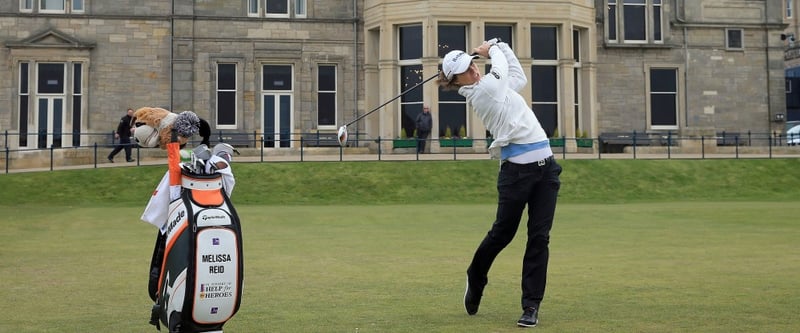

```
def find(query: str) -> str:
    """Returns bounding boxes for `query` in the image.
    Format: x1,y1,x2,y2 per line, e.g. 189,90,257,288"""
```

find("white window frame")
19,62,30,147
788,0,794,19
260,64,295,148
531,25,560,135
294,0,306,18
265,0,290,18
24,0,84,14
72,0,83,13
250,0,305,18
39,0,66,14
317,64,337,129
573,29,582,133
437,23,470,138
607,0,664,45
725,28,744,51
645,65,682,131
216,62,238,129
20,0,33,12
248,0,260,17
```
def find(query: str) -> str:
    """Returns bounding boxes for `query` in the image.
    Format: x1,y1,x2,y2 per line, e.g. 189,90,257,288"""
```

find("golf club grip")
344,72,439,127
470,38,502,56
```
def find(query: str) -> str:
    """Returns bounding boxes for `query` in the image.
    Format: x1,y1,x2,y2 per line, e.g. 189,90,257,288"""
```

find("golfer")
438,39,561,327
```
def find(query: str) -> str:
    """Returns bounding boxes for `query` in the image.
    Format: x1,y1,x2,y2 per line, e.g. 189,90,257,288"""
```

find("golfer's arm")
496,43,526,92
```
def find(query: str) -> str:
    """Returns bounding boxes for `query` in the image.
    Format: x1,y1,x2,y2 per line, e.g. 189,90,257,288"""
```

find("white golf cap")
442,50,478,81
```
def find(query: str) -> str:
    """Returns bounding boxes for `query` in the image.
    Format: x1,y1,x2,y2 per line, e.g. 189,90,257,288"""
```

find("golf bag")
148,169,243,333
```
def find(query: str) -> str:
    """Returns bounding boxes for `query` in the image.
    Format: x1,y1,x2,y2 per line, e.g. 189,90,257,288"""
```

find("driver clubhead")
337,126,348,147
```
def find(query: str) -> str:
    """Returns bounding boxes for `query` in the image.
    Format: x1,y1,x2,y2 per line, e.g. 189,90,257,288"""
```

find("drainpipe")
169,0,175,110
676,0,689,127
764,0,772,132
353,0,359,146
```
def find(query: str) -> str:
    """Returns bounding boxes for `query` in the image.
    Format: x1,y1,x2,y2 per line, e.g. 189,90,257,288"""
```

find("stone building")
364,0,596,152
0,0,362,150
594,0,787,147
0,0,789,155
365,0,787,153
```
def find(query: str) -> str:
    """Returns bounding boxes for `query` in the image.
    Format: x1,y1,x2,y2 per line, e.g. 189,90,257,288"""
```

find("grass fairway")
0,160,798,332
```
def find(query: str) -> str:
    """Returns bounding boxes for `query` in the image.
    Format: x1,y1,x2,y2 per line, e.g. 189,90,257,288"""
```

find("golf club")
337,72,440,147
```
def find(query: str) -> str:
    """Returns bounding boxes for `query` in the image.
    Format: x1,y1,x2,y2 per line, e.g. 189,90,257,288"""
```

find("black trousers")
108,136,132,161
416,130,430,153
467,156,561,310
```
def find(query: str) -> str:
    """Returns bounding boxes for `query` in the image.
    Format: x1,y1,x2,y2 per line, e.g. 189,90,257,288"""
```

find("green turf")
1,159,799,205
1,203,797,332
0,159,798,332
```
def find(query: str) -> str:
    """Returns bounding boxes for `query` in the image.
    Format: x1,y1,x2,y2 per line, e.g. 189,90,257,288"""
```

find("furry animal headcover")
132,107,210,149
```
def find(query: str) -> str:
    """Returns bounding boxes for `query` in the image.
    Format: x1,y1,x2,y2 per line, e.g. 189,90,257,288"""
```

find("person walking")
438,39,561,328
415,105,433,153
108,108,135,163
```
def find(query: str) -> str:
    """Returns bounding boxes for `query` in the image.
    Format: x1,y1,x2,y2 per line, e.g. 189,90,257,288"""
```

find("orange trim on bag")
168,142,181,186
192,188,223,206
156,221,188,297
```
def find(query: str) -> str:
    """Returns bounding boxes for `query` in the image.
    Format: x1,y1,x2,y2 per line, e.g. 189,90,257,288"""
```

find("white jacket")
458,42,548,159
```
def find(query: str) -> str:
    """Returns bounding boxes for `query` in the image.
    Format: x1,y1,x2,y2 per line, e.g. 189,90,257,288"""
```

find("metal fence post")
632,130,637,160
701,136,705,159
5,146,9,174
735,136,739,159
667,131,672,159
50,145,54,171
451,138,456,160
377,137,382,161
94,142,98,168
598,136,602,160
415,137,419,161
769,131,773,159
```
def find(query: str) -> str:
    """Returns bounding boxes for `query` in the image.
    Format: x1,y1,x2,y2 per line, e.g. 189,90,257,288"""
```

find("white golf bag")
148,169,244,333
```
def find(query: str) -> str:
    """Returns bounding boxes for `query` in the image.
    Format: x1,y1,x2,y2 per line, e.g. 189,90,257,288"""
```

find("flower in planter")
442,126,452,139
459,125,468,139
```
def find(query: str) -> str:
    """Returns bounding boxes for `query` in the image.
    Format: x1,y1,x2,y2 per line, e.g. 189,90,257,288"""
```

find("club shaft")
344,73,439,128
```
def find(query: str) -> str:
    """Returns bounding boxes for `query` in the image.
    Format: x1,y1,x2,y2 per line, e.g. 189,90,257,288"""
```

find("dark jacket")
117,115,133,138
415,112,432,132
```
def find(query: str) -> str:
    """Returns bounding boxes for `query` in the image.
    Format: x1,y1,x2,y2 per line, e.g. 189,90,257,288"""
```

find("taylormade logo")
167,210,186,235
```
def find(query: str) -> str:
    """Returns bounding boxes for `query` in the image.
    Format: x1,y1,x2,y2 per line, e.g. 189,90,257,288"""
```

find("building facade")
595,0,787,143
0,0,363,150
364,0,597,152
0,0,789,154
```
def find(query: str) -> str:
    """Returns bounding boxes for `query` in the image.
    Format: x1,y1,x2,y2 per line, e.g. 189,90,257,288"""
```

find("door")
36,97,65,148
263,94,292,148
261,65,293,148
36,63,66,148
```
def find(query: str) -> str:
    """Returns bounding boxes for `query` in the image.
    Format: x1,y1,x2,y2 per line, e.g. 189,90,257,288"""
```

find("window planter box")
392,139,417,148
576,138,593,148
549,138,565,147
440,138,473,147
